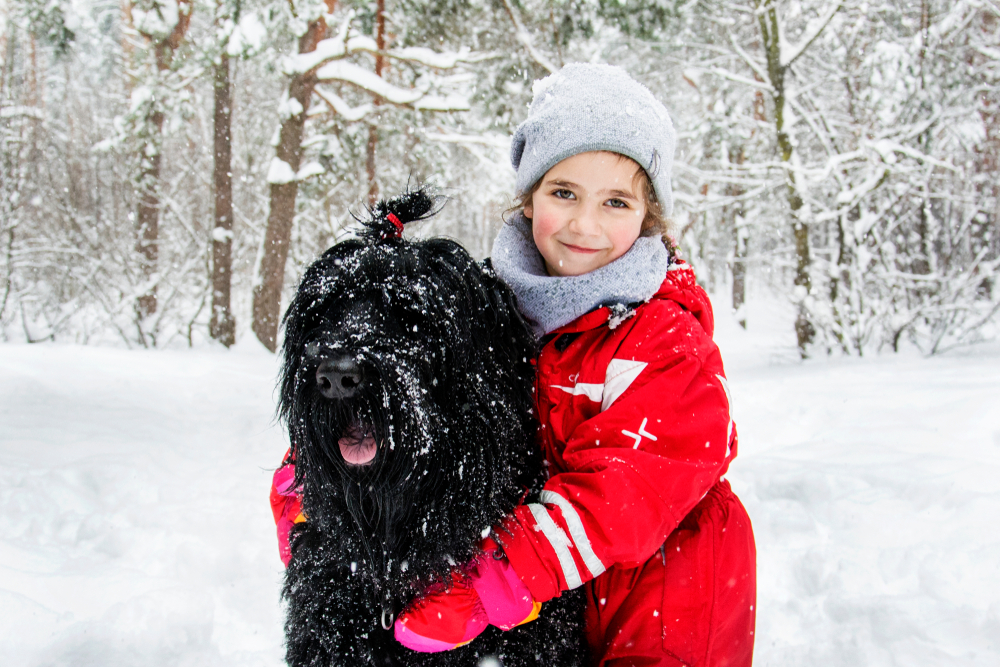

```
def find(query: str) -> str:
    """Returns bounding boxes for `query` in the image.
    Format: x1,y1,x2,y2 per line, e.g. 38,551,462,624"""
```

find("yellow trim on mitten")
515,601,542,627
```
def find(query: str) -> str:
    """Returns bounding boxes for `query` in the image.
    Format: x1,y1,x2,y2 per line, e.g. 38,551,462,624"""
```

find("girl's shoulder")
639,259,715,336
613,262,718,360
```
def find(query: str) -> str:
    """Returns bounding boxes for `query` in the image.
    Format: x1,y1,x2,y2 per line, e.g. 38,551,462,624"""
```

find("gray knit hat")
510,63,676,216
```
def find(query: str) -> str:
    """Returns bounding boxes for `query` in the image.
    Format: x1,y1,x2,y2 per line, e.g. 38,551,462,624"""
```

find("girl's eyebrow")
606,189,638,200
545,179,639,200
545,179,580,189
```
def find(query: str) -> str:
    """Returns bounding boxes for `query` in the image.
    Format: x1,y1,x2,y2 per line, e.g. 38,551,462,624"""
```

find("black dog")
277,189,586,667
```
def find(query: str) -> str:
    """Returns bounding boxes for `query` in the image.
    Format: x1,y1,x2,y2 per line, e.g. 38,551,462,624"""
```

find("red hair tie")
387,213,404,237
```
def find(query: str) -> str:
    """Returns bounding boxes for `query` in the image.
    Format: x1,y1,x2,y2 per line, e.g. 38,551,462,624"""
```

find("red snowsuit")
496,262,756,667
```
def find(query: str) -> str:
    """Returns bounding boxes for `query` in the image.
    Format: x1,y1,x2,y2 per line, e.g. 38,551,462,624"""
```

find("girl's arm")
497,301,736,603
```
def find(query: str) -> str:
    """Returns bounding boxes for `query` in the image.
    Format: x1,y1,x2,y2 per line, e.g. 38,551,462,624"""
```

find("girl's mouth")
338,423,377,465
562,243,603,254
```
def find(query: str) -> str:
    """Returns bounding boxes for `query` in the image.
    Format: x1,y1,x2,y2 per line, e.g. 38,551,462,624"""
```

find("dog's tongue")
339,434,377,465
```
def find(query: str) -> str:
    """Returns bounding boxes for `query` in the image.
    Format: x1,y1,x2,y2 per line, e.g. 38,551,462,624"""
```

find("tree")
251,2,483,351
125,0,193,324
205,0,257,347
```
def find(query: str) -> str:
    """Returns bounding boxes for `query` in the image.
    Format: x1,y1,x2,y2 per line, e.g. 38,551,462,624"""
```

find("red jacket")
499,262,736,598
497,262,755,666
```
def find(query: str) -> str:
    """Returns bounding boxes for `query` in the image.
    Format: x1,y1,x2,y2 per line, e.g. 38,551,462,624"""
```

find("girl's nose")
568,205,601,235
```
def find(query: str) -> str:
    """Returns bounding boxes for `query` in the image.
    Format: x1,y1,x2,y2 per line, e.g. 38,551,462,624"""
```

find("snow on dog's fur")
278,189,586,667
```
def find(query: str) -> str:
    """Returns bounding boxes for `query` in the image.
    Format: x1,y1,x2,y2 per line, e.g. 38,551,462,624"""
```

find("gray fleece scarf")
490,214,670,337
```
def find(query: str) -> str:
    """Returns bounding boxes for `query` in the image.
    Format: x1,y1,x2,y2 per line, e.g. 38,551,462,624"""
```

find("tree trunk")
366,0,387,206
210,51,235,346
728,146,748,329
251,5,334,351
133,4,192,322
757,0,814,355
730,198,747,329
135,106,164,320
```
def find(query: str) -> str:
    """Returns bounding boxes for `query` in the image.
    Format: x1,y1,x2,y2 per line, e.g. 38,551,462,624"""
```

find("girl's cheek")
532,214,560,242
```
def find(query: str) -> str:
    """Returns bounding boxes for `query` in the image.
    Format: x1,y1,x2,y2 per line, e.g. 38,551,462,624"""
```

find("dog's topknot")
361,187,440,240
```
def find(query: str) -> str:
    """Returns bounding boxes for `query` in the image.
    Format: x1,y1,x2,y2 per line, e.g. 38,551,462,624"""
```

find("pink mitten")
394,538,540,653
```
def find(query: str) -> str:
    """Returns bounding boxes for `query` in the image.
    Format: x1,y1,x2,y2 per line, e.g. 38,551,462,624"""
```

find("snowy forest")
1,0,998,356
3,2,1000,665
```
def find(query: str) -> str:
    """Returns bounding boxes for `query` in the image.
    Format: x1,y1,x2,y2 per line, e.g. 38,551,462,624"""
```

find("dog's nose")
315,356,364,400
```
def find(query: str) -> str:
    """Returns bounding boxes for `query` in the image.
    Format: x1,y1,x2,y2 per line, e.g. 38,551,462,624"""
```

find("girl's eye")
606,198,629,209
553,189,575,200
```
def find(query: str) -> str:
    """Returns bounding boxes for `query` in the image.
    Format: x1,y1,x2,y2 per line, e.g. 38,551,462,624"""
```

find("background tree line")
1,0,997,356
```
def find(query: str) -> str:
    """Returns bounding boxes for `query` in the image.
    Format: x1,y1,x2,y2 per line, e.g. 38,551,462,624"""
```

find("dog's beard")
289,355,443,573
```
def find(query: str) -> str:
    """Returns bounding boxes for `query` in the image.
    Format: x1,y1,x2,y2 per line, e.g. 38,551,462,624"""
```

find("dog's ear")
359,186,441,241
428,243,537,385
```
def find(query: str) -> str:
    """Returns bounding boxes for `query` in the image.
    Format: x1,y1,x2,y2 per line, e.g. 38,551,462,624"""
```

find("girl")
392,63,756,666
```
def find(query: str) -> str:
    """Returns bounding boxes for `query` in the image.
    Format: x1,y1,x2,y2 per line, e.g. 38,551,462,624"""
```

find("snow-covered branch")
781,3,843,68
315,61,469,110
727,31,770,84
283,16,490,77
313,85,373,121
708,67,774,92
500,0,557,73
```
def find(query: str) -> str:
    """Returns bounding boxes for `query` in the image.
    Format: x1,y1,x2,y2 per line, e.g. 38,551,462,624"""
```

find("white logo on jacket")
552,358,648,411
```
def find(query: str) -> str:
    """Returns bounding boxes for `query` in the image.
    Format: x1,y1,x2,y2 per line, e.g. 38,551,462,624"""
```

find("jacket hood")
652,261,715,338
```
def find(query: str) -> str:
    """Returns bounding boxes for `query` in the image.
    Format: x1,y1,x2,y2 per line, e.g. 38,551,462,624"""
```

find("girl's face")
525,151,646,277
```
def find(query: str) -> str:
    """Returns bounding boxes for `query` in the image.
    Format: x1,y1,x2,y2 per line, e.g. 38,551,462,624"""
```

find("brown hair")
504,152,674,245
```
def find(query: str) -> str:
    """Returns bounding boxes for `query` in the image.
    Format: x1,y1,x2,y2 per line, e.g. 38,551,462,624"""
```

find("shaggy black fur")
278,189,586,667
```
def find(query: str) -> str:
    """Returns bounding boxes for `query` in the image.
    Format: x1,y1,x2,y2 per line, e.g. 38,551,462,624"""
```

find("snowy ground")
1,299,998,666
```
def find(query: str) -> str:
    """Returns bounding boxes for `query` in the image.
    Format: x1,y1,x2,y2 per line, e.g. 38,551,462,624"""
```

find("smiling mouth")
561,243,604,254
339,423,377,466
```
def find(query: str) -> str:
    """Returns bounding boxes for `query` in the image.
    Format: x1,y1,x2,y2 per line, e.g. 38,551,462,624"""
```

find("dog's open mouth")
338,423,377,466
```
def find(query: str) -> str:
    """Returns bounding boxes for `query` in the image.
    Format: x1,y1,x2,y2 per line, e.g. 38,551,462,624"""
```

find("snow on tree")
250,1,490,351
0,0,996,354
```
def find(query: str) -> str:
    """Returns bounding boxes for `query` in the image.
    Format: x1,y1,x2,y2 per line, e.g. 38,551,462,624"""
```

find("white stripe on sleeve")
540,490,606,579
527,503,584,589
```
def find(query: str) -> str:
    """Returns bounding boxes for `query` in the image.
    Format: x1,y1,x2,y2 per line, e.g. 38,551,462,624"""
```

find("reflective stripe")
527,503,583,589
540,490,605,579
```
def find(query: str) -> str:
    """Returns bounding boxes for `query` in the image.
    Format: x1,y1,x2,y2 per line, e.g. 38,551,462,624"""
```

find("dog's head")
279,189,537,550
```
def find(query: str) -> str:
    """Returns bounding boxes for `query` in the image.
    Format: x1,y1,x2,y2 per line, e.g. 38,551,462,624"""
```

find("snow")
313,86,373,122
316,61,424,105
387,46,478,69
280,25,482,76
296,162,325,180
314,61,470,111
413,95,471,112
0,341,286,666
0,106,45,120
211,226,234,243
265,158,296,185
280,35,375,77
2,297,999,665
227,14,266,58
131,0,180,42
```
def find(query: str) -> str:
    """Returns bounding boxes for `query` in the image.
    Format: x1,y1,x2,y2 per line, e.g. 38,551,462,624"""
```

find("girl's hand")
394,538,541,652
